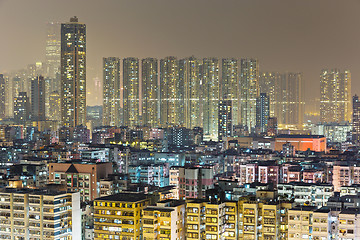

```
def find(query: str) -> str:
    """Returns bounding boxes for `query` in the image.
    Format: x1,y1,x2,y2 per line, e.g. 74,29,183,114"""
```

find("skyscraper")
256,93,270,133
259,72,277,117
31,75,46,121
180,56,201,129
353,95,360,143
142,58,158,127
49,91,61,122
202,58,219,140
0,74,5,119
14,92,30,125
275,73,304,126
123,57,140,127
160,57,183,126
46,22,61,80
221,58,239,125
218,100,232,141
103,57,121,126
320,69,351,123
240,58,259,132
60,16,86,128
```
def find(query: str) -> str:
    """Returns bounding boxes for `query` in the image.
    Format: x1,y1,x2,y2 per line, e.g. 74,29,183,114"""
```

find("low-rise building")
93,193,150,240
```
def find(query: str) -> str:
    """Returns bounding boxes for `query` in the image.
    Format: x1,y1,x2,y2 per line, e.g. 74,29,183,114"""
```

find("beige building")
143,200,185,240
0,188,81,240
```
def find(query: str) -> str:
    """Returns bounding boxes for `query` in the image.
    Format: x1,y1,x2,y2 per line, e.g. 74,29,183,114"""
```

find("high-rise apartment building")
353,94,360,143
0,74,5,119
31,75,46,121
275,73,304,127
46,22,61,79
160,57,183,126
320,69,351,123
221,58,239,125
259,72,277,117
14,92,30,125
61,16,86,127
142,58,158,127
123,57,140,127
202,58,220,141
240,58,259,132
0,188,81,240
218,100,232,141
256,93,270,133
180,57,201,129
49,91,61,121
103,57,121,126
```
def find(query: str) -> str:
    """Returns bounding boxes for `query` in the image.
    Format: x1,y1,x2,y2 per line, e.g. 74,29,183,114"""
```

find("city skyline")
1,0,359,109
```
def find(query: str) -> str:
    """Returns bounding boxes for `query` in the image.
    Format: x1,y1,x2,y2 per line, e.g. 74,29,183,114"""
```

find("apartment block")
48,162,113,201
0,188,81,240
288,206,317,240
143,200,185,240
178,166,214,199
238,201,284,240
333,164,360,192
93,193,150,240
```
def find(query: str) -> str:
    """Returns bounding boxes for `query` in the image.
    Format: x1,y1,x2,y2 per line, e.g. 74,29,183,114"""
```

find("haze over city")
1,0,360,109
1,1,360,239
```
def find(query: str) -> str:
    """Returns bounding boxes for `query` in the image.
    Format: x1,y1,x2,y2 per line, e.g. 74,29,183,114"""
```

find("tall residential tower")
142,58,158,127
240,58,259,132
60,16,86,127
202,58,220,140
320,69,351,123
31,75,46,121
123,57,140,127
103,57,121,126
180,57,201,129
160,57,183,126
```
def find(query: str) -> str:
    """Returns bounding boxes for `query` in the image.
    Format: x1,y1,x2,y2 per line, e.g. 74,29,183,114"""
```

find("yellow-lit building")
320,69,351,123
202,58,220,141
123,58,140,127
61,16,86,128
186,200,205,240
238,200,292,240
180,57,202,129
186,200,237,240
279,202,293,240
93,193,150,240
160,56,183,127
142,58,158,128
103,57,121,127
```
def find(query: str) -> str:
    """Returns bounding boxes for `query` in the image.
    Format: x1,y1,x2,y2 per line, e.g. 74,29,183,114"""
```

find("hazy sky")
0,0,359,108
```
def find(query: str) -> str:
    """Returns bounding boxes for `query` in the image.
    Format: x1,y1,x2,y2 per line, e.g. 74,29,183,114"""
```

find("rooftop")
95,193,149,202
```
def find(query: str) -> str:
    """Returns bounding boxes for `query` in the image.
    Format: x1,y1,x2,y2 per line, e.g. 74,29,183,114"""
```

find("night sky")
0,0,359,109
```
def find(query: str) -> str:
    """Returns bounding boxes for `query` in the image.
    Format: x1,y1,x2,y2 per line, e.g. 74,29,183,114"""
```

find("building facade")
103,57,121,127
142,58,159,127
240,58,259,133
60,16,86,127
320,69,351,123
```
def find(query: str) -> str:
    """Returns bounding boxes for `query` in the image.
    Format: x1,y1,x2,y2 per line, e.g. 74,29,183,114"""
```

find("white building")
0,188,81,240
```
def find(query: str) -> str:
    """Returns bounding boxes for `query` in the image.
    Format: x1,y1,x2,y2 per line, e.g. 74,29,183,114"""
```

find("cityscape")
1,1,360,240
